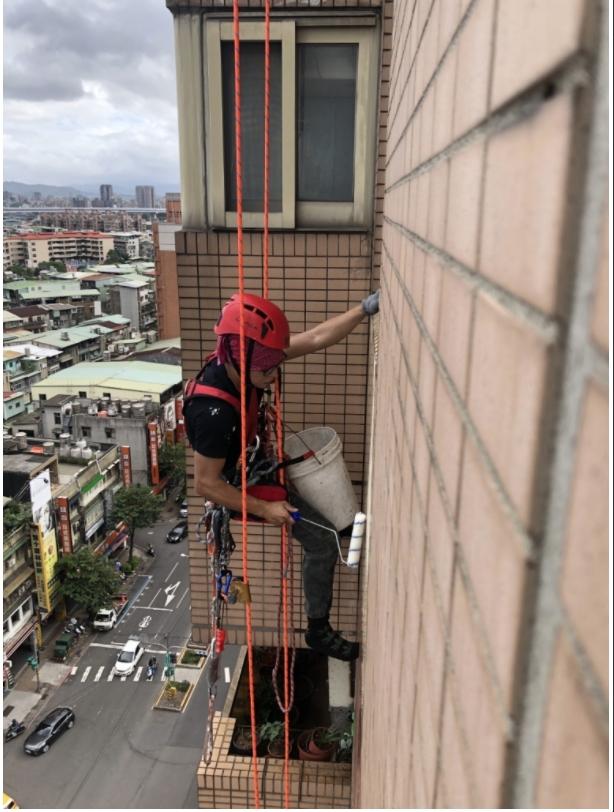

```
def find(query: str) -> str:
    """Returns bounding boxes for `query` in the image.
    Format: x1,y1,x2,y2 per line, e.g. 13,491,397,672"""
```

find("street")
3,517,236,809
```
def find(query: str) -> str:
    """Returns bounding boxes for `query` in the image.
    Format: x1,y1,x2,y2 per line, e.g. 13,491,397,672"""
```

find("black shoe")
305,624,359,661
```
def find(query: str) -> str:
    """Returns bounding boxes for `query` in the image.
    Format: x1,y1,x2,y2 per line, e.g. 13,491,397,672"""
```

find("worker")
184,291,380,660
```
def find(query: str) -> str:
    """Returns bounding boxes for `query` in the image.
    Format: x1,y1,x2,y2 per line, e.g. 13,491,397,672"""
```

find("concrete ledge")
153,681,194,713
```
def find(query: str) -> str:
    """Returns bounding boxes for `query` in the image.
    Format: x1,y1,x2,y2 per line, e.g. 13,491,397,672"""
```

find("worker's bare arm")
285,304,365,360
193,450,295,526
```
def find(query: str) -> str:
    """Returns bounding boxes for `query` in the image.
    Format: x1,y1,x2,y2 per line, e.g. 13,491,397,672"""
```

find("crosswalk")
68,664,167,684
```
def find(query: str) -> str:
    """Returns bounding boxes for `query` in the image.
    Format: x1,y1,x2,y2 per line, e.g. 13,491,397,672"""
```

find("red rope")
232,2,260,807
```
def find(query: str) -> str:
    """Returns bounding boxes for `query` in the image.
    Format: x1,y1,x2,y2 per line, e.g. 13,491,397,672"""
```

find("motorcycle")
146,659,158,681
4,719,25,741
65,618,86,636
146,544,155,558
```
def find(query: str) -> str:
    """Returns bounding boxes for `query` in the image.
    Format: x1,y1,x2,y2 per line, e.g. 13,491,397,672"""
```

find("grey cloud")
4,69,84,102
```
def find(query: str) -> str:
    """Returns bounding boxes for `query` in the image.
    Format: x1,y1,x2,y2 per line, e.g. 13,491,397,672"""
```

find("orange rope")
275,378,291,808
232,2,260,807
263,0,271,299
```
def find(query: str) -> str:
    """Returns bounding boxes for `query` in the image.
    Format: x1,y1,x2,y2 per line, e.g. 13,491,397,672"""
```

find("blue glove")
361,289,380,316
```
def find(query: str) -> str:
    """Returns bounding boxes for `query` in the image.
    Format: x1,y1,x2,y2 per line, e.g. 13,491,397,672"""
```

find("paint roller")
290,511,367,568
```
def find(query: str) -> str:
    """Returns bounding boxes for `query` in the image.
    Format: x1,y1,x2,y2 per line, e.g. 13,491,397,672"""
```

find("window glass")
222,41,283,213
297,44,357,202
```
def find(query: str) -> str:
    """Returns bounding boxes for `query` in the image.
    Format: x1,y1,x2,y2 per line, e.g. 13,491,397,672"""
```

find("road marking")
176,587,189,610
149,588,161,605
134,667,143,681
107,671,114,682
120,675,127,682
164,581,181,606
130,606,173,613
139,616,152,629
180,553,189,557
89,642,125,650
165,562,179,582
70,666,78,676
224,667,231,683
81,666,91,683
94,667,104,682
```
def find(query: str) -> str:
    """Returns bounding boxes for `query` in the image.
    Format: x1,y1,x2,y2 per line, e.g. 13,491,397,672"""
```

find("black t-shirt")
184,363,257,479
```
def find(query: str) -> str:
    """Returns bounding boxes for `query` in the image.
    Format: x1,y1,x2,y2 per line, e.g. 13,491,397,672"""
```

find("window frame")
206,20,296,229
203,18,378,230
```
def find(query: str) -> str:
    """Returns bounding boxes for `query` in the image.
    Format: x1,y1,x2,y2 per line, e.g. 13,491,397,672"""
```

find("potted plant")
335,723,353,763
232,725,261,756
258,720,290,758
297,726,337,762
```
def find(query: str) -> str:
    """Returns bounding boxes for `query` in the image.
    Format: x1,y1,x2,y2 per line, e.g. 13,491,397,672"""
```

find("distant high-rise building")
100,185,113,206
135,186,155,208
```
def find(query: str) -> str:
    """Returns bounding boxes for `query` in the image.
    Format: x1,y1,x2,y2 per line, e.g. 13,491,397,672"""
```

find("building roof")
6,231,112,241
4,390,22,401
81,314,131,329
8,344,62,359
3,280,101,299
3,311,23,324
113,278,151,289
129,347,182,366
31,360,182,398
3,349,25,362
32,325,117,349
7,305,48,318
3,330,36,344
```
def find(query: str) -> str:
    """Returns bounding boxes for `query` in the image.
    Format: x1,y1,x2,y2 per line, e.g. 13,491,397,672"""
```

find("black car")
24,707,75,756
166,520,188,544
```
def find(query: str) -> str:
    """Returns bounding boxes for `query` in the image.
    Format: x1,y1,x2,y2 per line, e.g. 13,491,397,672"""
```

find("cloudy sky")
3,0,180,193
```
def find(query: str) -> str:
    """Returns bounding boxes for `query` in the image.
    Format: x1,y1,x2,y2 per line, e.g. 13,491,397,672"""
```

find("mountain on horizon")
4,181,181,199
4,181,89,198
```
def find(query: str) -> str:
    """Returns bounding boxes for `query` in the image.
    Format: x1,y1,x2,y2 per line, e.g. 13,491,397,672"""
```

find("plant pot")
266,735,293,759
297,729,334,762
232,726,261,756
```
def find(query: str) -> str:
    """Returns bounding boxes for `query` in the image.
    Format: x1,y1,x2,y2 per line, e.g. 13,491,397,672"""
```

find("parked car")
3,792,20,809
179,500,188,519
166,520,188,544
23,707,75,756
113,638,144,677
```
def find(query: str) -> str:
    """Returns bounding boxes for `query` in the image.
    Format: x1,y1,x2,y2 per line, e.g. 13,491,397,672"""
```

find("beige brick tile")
430,377,464,514
437,263,474,395
457,439,528,709
432,45,457,155
438,682,475,808
445,139,484,267
591,196,609,351
480,94,574,314
535,633,609,808
448,575,508,807
559,381,609,691
452,0,495,138
426,158,450,249
491,0,586,109
468,290,550,526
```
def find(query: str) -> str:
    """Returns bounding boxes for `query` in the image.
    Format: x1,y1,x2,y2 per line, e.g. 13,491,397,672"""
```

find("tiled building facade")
167,0,609,808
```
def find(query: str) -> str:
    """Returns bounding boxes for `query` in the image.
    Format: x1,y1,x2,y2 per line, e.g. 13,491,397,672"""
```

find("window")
105,428,115,439
205,18,378,228
54,412,61,425
78,391,87,398
81,426,91,438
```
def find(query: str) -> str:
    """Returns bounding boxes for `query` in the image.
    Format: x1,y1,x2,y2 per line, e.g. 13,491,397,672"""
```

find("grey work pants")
287,490,339,620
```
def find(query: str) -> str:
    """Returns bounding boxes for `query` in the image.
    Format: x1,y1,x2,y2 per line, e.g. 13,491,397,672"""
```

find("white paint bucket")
284,426,359,531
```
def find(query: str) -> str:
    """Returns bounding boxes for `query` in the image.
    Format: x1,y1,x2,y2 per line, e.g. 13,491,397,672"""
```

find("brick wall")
357,0,609,808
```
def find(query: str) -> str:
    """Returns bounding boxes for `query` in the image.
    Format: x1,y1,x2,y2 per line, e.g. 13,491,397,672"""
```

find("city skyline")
3,0,180,190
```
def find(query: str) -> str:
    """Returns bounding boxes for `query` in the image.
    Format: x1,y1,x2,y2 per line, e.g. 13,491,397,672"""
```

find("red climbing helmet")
214,293,290,351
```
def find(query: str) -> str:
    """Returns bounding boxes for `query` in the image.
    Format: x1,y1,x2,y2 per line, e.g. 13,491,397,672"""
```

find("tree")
104,248,128,265
111,485,163,562
56,547,122,616
37,259,65,273
159,442,186,498
3,500,31,534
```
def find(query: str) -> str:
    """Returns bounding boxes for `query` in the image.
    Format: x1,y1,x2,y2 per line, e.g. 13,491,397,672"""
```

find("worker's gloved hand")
260,500,297,527
361,289,380,316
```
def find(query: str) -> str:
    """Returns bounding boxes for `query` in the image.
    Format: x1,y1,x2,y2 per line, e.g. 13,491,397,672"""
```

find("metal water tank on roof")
82,447,93,460
132,402,145,418
70,445,82,459
71,401,82,414
15,432,27,449
42,441,55,456
77,439,88,449
87,404,98,415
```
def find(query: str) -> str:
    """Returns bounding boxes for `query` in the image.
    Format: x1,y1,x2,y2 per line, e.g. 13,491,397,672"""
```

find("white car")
113,639,144,677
